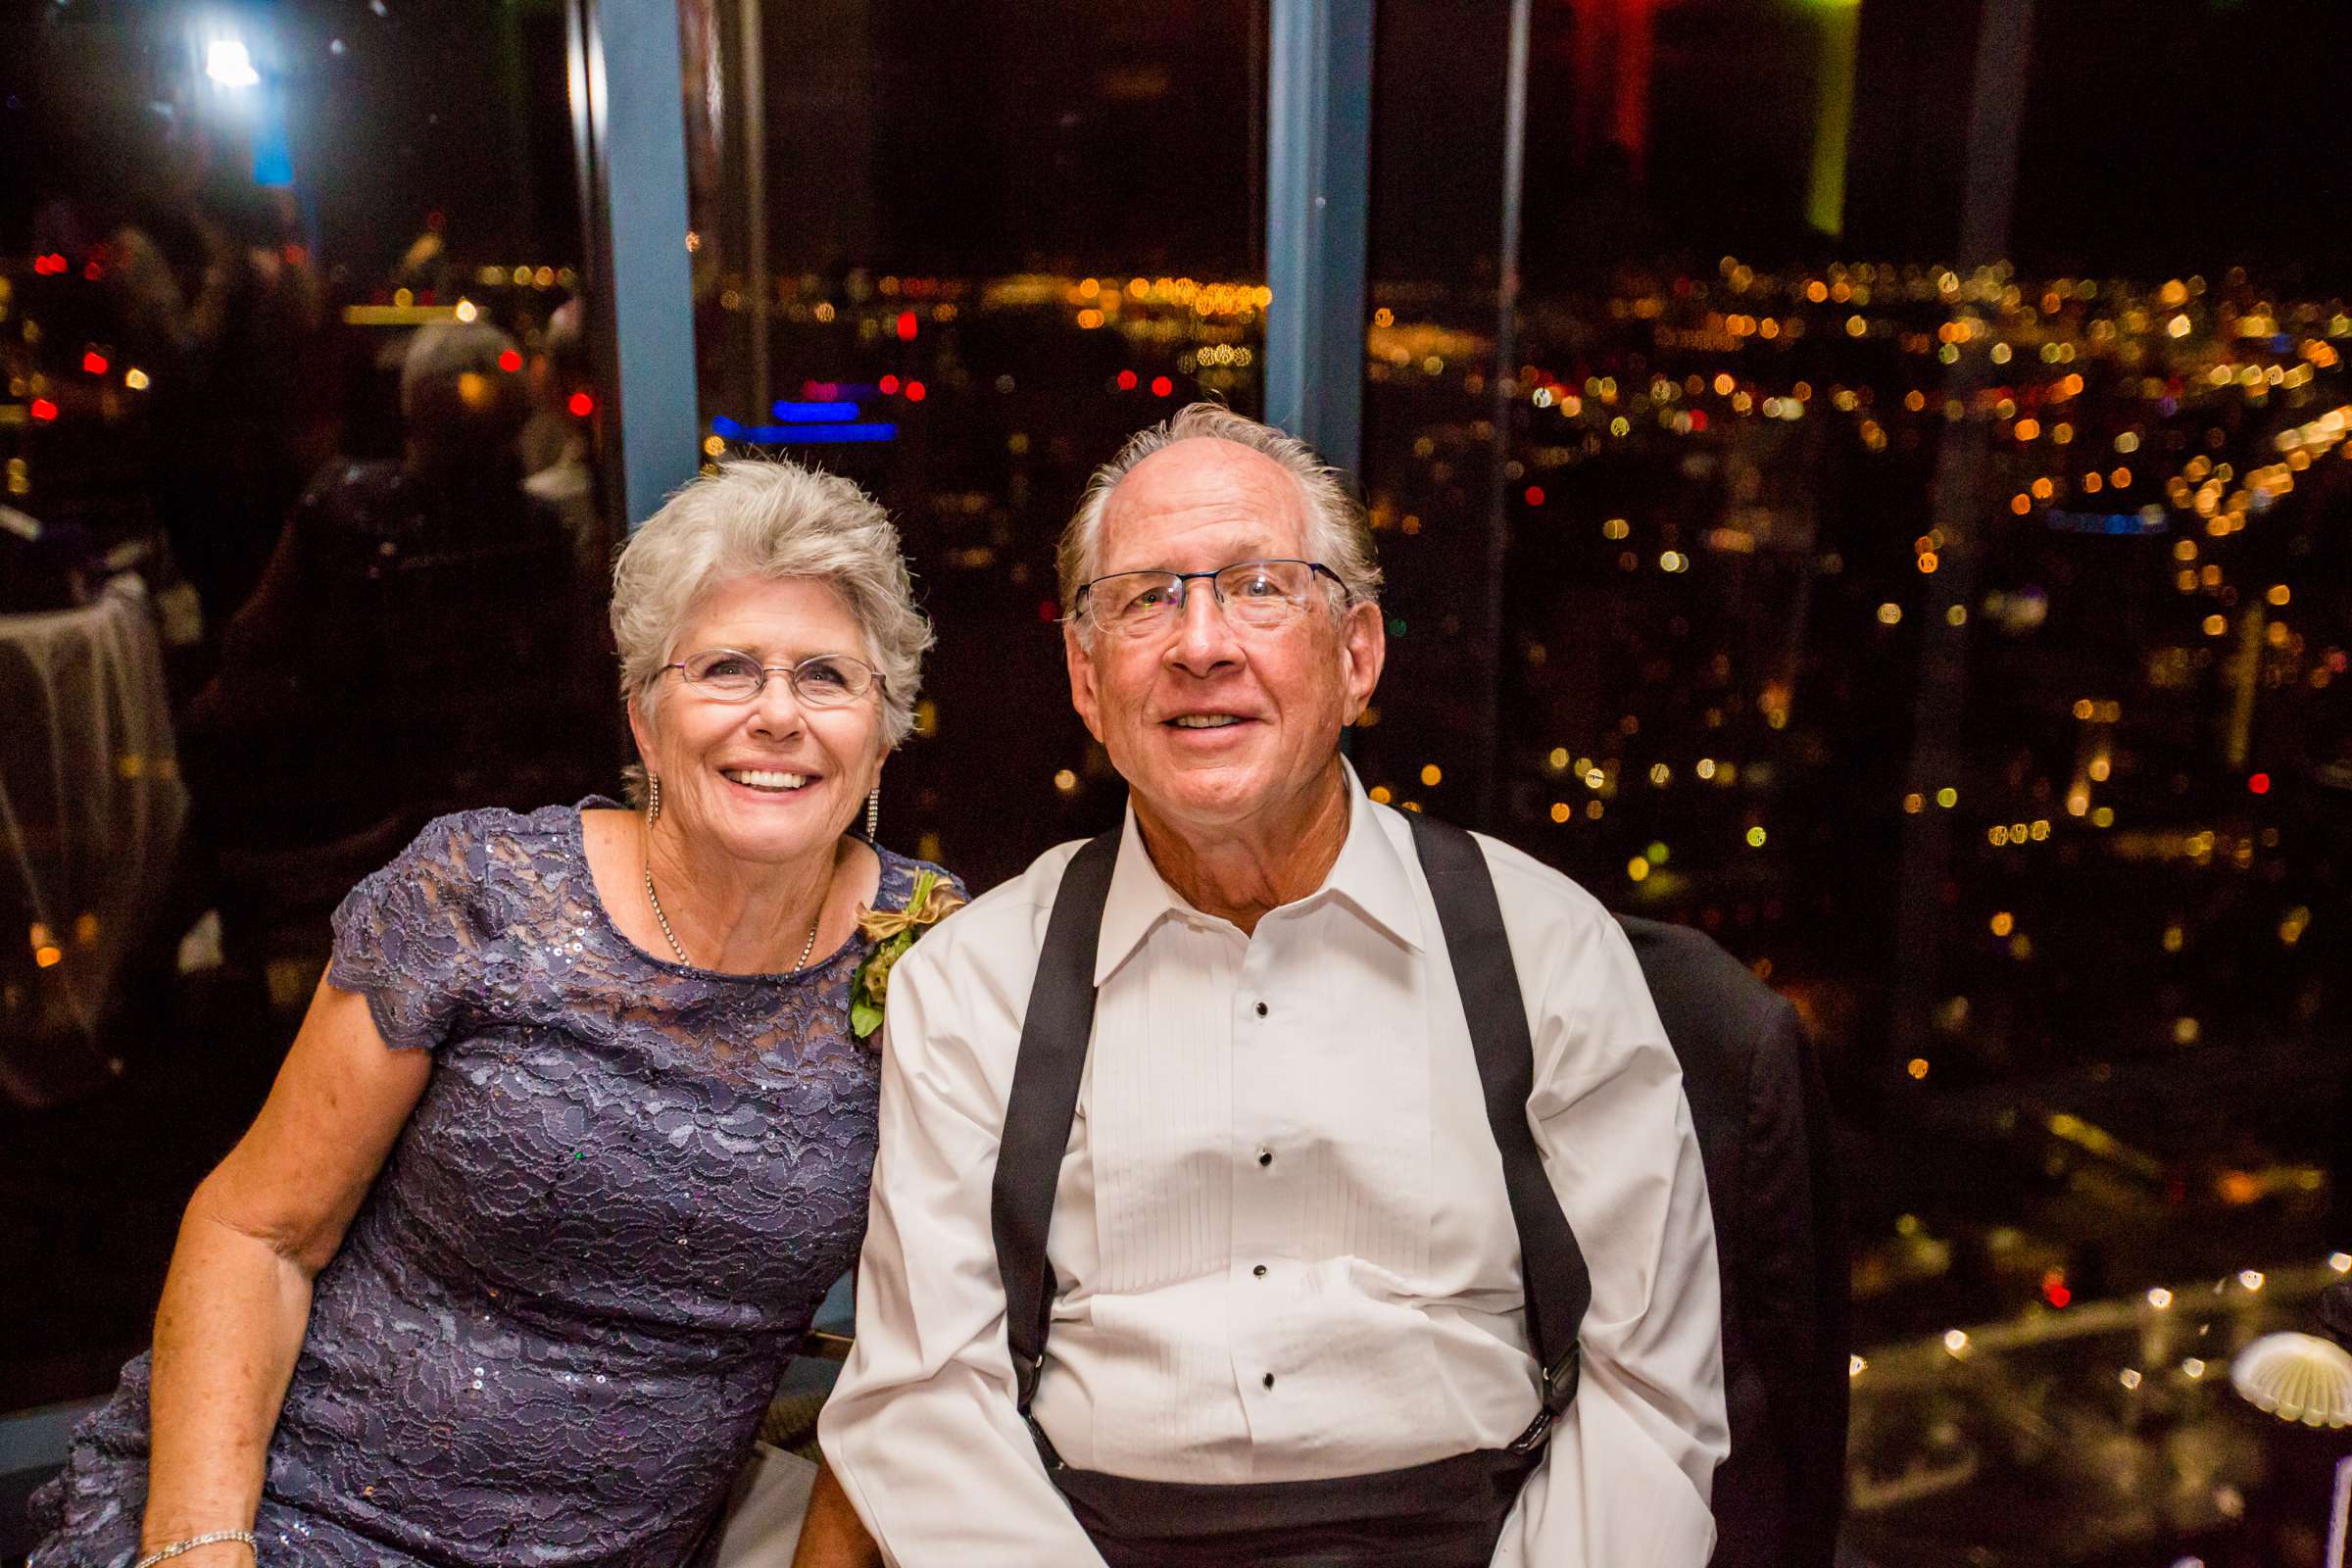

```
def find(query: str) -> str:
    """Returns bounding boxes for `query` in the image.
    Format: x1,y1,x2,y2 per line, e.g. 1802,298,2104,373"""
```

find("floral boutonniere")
850,870,967,1040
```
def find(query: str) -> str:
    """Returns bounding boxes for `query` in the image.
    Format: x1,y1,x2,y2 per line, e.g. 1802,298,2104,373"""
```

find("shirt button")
1257,1149,1273,1167
1262,1373,1276,1391
1252,1264,1268,1278
1254,1001,1268,1018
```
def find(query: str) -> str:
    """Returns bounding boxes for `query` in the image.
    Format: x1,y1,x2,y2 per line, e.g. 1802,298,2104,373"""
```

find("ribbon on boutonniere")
850,869,967,1040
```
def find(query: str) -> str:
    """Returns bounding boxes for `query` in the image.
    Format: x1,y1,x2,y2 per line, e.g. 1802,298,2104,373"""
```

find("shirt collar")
1092,758,1426,985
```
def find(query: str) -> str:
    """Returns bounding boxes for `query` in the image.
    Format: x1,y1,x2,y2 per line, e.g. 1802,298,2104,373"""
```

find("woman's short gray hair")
612,459,933,751
1056,403,1384,632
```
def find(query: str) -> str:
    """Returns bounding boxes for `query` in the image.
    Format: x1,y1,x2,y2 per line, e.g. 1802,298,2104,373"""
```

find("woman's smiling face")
631,574,886,866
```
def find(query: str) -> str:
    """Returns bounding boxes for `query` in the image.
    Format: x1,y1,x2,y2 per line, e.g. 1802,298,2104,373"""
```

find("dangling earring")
647,773,662,826
864,788,880,842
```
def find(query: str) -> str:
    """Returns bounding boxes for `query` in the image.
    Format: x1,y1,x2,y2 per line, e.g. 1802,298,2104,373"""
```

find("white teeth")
725,768,809,791
1170,714,1244,729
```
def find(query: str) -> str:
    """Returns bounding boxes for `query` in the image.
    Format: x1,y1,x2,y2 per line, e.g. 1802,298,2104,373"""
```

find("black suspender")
989,814,1588,1454
991,828,1122,1423
1403,811,1589,1443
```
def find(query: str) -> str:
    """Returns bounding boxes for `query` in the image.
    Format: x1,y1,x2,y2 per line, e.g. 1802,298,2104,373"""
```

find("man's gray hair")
612,459,933,754
1057,404,1384,630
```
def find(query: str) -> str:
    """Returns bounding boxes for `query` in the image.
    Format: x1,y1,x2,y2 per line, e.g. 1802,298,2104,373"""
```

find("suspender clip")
1541,1345,1582,1415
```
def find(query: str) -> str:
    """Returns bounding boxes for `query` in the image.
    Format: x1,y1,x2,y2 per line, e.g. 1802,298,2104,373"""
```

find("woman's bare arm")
140,980,432,1563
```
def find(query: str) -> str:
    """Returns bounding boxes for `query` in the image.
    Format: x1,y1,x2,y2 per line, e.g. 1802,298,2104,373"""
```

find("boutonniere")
850,870,966,1039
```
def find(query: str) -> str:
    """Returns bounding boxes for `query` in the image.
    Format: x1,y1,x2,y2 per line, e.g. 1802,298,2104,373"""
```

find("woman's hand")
140,980,432,1554
137,1543,256,1568
786,1459,881,1568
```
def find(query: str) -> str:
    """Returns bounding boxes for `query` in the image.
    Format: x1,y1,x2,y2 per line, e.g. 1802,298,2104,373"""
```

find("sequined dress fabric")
32,801,945,1567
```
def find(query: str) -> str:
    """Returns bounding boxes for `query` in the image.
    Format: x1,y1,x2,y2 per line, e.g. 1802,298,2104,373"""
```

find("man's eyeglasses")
1076,559,1347,639
661,649,884,706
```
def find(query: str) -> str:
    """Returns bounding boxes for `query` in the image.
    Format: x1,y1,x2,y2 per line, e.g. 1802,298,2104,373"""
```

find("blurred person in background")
520,295,609,584
181,319,596,860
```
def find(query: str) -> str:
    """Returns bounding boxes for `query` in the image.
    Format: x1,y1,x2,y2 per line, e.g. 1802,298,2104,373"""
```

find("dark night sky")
7,0,2351,293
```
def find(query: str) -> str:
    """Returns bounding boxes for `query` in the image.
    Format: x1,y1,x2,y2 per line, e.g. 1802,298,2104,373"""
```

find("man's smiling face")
1064,437,1383,838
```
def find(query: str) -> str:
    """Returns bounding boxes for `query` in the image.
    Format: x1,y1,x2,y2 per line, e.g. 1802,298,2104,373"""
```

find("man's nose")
1165,582,1242,674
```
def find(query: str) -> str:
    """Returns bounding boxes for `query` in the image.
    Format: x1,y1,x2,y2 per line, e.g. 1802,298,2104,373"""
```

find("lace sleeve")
326,813,490,1053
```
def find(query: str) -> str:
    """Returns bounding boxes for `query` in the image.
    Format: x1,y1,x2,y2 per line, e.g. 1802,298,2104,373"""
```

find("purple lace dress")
31,801,951,1568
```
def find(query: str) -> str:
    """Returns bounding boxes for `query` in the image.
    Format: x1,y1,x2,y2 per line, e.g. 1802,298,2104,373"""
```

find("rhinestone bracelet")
132,1531,257,1568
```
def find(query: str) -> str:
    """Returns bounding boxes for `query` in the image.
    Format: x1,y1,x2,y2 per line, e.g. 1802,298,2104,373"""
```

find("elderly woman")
32,459,951,1568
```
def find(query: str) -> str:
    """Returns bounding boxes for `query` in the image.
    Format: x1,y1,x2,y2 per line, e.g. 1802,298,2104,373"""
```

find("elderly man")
820,404,1726,1565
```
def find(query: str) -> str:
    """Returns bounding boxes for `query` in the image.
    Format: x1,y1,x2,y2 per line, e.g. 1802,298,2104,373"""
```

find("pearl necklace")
643,863,822,973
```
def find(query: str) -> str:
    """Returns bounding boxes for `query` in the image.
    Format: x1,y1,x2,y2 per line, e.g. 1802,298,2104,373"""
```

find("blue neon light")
769,400,860,421
712,416,899,445
2043,507,2169,536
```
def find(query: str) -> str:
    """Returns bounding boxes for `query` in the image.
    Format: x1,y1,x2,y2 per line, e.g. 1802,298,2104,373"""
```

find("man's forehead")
1100,437,1307,560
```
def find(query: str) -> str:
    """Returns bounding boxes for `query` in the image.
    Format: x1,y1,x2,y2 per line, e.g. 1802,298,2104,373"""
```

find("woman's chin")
705,800,844,867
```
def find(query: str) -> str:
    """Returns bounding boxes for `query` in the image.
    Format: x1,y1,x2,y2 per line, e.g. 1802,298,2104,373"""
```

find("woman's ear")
626,694,657,773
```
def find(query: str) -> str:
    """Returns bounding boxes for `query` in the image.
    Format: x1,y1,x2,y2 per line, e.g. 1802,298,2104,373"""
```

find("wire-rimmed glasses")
661,649,885,706
1075,559,1347,639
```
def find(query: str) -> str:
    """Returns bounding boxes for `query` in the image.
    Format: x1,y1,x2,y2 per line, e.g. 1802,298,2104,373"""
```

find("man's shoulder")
892,835,1095,982
1447,817,1620,942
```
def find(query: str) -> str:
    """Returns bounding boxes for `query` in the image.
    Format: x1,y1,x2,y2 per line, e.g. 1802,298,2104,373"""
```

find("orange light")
34,945,63,969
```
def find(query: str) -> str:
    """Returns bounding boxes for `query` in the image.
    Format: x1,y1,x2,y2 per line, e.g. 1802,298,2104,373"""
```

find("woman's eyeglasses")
661,649,884,706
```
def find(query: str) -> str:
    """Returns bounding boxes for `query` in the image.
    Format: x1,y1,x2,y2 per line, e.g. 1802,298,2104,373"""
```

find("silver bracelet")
132,1531,257,1568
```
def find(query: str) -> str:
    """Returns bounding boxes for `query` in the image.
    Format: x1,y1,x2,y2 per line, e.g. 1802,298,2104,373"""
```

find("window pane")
1361,1,2352,1560
0,0,600,1417
680,0,1268,890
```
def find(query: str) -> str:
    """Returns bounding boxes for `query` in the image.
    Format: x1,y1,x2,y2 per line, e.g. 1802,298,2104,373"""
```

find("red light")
879,374,901,395
895,311,917,342
1150,375,1173,398
565,390,594,417
904,380,927,403
82,351,110,376
1687,409,1709,432
30,398,59,422
2248,772,2271,795
1116,369,1138,391
34,254,66,275
82,262,105,281
498,349,523,373
1037,599,1059,623
1524,485,1545,507
804,381,838,399
2040,1270,2071,1308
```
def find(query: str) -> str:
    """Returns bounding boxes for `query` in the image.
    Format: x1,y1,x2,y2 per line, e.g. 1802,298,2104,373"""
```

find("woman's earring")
864,788,880,842
647,773,662,826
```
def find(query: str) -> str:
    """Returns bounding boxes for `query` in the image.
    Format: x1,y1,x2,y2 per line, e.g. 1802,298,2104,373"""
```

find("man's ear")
1340,600,1386,724
1064,620,1108,745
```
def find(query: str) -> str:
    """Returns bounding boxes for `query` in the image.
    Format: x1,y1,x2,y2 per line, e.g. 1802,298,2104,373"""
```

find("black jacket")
1619,917,1849,1568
